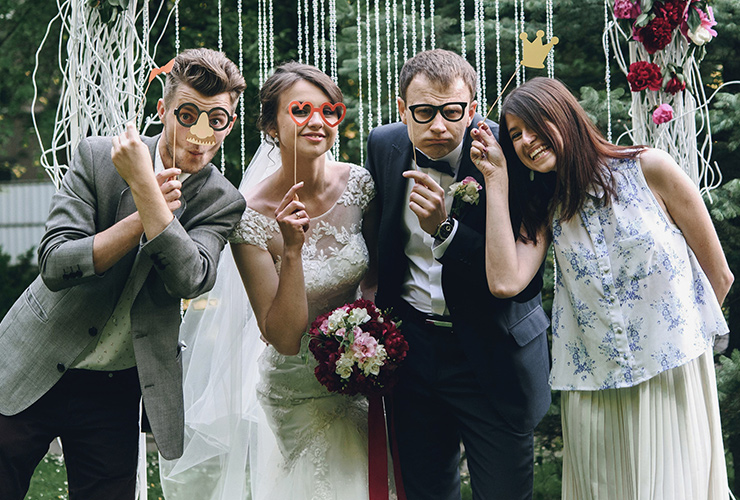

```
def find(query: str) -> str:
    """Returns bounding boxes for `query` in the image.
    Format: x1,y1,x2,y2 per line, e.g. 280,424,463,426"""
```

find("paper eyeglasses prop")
174,103,233,147
486,31,559,119
288,101,347,127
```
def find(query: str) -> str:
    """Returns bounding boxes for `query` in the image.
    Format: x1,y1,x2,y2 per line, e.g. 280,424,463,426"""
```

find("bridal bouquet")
307,298,408,397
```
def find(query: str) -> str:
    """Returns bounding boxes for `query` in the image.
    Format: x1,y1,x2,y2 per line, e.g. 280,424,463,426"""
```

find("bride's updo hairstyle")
257,62,344,140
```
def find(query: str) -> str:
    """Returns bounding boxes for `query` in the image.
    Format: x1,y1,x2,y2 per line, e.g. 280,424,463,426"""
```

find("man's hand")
402,170,447,235
156,168,183,213
111,121,156,187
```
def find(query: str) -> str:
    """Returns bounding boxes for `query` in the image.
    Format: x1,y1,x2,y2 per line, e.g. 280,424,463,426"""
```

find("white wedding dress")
160,160,376,500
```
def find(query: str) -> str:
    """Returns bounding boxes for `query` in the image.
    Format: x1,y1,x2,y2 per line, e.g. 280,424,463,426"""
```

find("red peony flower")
627,61,663,92
657,0,689,27
664,76,686,94
633,17,675,54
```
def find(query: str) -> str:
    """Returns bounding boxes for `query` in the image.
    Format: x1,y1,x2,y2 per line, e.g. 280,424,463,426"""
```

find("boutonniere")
448,176,482,218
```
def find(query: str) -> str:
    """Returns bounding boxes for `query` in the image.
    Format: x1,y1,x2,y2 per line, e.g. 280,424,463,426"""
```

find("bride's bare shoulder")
244,174,281,216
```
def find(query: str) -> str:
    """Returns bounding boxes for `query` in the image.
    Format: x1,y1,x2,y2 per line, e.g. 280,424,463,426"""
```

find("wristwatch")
433,216,455,241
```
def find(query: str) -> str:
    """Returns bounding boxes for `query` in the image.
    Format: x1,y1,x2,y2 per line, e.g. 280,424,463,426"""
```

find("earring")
530,170,535,181
271,134,280,146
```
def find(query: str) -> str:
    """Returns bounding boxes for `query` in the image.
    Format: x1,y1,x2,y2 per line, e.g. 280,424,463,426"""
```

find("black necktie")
415,149,454,177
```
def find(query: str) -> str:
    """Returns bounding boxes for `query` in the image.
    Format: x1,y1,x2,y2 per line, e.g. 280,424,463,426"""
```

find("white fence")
0,181,56,264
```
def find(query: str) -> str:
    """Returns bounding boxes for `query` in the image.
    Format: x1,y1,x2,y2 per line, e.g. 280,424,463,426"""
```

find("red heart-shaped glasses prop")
288,101,346,127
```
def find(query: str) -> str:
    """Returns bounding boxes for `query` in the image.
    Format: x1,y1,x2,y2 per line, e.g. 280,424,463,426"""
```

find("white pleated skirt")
561,347,729,500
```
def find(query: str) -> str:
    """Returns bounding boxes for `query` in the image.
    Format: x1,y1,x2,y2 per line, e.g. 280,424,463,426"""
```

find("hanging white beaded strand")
429,0,435,50
495,0,502,117
320,0,327,71
513,0,520,87
603,0,612,142
218,0,226,173
420,0,426,52
459,0,466,55
410,0,417,54
297,0,303,62
237,0,245,172
356,0,365,165
402,0,408,62
478,0,487,112
474,0,482,107
385,0,393,121
375,0,382,126
546,0,555,79
365,0,374,130
313,0,320,67
393,0,400,122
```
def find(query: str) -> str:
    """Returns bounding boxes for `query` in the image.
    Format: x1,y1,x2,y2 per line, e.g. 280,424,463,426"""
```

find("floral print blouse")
550,156,727,391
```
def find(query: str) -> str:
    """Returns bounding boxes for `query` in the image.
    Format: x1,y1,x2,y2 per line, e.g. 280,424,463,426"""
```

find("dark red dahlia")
664,76,686,94
627,61,663,92
633,17,675,54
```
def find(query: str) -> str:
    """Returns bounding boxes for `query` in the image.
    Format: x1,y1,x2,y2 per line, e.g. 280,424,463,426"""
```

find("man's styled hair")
398,49,477,102
257,62,343,136
163,48,246,110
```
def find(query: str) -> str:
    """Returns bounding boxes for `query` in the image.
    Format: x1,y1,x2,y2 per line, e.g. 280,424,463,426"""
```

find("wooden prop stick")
485,62,522,121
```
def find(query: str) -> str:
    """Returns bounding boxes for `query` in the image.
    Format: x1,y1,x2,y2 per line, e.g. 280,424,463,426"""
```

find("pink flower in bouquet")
664,75,686,95
627,61,663,92
613,0,641,19
307,298,408,397
652,104,674,124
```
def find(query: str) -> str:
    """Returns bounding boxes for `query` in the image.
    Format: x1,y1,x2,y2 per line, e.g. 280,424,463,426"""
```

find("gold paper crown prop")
485,30,559,119
520,30,559,69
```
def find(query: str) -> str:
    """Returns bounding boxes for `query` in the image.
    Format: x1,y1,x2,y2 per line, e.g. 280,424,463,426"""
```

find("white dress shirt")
400,141,463,316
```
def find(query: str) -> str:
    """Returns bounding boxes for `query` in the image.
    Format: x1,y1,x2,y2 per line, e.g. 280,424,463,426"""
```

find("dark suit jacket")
0,134,245,459
365,115,551,432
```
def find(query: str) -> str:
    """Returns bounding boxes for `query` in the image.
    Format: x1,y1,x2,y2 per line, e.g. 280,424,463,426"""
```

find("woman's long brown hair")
499,77,644,243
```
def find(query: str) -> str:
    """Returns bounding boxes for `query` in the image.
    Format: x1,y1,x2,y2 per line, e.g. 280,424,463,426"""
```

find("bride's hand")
470,121,507,181
276,182,310,247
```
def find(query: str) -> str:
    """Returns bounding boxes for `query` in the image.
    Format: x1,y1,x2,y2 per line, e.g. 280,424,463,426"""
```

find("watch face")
437,219,453,240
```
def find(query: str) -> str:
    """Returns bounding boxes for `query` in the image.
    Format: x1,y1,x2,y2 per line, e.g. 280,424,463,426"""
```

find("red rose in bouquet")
308,298,408,397
627,61,663,92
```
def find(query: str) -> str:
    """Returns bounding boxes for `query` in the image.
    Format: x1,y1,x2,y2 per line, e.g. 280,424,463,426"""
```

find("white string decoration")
237,0,245,172
606,4,722,194
32,0,171,188
402,0,408,62
603,0,613,143
356,0,365,166
420,0,426,52
495,0,502,117
375,0,383,126
386,0,394,120
297,0,304,62
429,0,436,50
218,0,226,173
546,0,554,77
460,0,466,55
478,0,487,112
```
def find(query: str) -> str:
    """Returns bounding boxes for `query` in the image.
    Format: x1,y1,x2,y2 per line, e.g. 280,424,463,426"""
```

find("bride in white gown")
159,63,379,499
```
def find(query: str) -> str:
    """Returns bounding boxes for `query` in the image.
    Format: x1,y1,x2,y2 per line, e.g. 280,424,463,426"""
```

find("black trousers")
0,368,142,500
390,302,535,500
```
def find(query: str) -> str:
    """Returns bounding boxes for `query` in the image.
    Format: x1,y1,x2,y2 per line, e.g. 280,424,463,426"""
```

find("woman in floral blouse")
470,77,732,500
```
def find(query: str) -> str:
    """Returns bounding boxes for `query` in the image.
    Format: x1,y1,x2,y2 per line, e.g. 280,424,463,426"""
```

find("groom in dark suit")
365,49,551,499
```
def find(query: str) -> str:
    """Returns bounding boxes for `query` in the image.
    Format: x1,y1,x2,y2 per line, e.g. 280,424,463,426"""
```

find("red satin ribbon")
368,395,407,500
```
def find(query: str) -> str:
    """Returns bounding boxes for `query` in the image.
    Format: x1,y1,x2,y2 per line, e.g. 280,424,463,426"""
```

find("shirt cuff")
432,218,458,258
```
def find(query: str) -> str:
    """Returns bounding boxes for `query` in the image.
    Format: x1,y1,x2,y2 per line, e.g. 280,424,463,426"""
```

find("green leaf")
687,7,701,33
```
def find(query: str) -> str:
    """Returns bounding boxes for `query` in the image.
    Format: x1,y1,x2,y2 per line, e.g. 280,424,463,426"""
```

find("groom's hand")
403,170,447,235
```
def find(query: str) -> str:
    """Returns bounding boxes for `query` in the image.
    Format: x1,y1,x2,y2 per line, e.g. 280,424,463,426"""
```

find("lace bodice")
230,164,375,323
229,165,376,497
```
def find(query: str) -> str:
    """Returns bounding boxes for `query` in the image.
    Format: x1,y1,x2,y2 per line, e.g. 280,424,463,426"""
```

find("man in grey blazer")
0,48,246,499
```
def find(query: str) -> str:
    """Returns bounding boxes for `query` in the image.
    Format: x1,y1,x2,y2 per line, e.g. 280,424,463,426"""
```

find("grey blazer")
0,134,245,459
